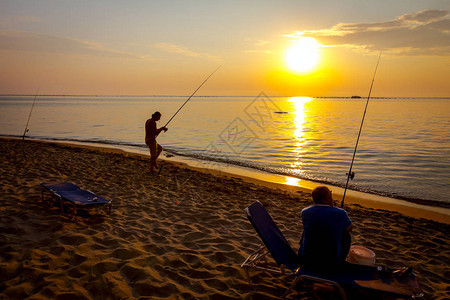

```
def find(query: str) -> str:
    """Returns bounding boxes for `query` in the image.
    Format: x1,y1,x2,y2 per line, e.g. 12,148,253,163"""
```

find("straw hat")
347,245,376,266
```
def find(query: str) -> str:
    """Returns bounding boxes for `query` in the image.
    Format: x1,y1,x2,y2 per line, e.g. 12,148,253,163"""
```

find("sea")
1,95,449,207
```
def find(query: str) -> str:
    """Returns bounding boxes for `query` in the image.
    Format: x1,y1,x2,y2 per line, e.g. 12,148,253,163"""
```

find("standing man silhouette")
145,111,167,174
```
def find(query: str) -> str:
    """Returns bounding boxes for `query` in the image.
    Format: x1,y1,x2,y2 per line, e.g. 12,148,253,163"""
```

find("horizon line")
1,94,449,99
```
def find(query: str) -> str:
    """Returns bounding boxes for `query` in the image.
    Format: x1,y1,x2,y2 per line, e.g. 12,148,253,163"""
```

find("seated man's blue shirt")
299,205,352,268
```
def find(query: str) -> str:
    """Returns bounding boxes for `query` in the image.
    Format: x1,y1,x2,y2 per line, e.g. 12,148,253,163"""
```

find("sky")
0,0,449,97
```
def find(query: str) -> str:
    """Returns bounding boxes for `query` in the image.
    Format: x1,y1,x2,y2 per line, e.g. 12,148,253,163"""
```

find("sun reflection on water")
289,97,312,174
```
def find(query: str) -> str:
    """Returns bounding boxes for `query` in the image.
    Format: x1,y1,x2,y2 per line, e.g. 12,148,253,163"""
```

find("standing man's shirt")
299,204,352,269
145,118,157,147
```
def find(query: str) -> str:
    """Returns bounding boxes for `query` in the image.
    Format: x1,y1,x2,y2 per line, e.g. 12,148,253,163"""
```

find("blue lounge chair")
241,201,424,299
41,182,112,218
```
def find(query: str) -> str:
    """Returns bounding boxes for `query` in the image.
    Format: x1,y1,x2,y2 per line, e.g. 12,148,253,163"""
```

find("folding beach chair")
241,201,424,299
41,182,112,218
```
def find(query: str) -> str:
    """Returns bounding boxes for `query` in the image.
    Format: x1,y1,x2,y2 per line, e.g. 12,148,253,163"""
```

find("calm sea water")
1,95,449,205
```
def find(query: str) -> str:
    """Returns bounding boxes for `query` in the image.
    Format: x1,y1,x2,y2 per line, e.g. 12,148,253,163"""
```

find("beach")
0,138,449,299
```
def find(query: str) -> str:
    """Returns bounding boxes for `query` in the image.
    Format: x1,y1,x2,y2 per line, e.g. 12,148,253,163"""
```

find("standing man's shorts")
148,140,159,157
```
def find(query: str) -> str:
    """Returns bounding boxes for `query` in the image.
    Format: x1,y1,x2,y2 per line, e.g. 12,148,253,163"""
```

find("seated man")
298,186,352,271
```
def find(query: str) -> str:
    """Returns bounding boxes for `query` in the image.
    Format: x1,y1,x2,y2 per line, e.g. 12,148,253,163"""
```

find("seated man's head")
312,186,334,206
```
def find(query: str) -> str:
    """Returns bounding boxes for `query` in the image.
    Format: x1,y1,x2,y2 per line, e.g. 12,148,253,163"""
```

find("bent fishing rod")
162,66,221,130
22,88,40,140
340,51,382,208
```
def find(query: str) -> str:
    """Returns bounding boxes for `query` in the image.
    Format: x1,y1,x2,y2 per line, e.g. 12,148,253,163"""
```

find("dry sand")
0,138,448,299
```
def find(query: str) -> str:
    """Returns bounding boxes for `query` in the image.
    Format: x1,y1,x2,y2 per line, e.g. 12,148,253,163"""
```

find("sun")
285,37,321,74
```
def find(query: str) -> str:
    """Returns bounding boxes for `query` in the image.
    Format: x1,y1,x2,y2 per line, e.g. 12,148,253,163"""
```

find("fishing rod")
162,66,221,129
22,87,40,140
340,51,382,208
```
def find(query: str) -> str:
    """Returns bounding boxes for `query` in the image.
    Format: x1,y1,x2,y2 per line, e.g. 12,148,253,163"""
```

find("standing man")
145,111,167,174
298,186,353,272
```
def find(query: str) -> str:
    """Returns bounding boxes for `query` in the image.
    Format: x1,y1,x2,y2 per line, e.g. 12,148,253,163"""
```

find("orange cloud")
152,42,220,61
0,30,144,59
286,9,449,56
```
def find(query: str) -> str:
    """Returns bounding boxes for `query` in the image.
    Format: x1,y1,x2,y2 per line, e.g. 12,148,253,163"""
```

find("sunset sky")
0,0,449,97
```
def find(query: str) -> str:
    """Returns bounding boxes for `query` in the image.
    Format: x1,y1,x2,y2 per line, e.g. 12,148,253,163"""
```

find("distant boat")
351,95,362,98
274,111,289,114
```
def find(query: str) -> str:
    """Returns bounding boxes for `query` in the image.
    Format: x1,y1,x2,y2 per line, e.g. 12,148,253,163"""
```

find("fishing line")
22,87,40,140
340,51,382,208
163,66,221,129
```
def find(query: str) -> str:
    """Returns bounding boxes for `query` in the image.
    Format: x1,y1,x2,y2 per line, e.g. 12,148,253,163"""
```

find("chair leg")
59,197,64,213
283,276,301,298
71,204,76,219
244,267,253,285
41,191,50,206
243,267,258,291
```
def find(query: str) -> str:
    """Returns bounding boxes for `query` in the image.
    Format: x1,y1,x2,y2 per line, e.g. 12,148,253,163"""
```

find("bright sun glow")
285,37,321,74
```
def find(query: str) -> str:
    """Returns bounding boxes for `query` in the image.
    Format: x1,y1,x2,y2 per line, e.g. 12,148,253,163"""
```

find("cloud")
243,39,272,54
0,30,144,59
286,9,450,56
0,15,46,27
153,42,220,60
399,9,449,24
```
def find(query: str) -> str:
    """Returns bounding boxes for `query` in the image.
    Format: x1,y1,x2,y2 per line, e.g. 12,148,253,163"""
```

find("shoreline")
9,137,449,224
163,154,450,223
7,135,449,210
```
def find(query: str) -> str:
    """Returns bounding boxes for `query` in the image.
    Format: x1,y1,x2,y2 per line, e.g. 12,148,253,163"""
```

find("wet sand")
0,138,448,299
